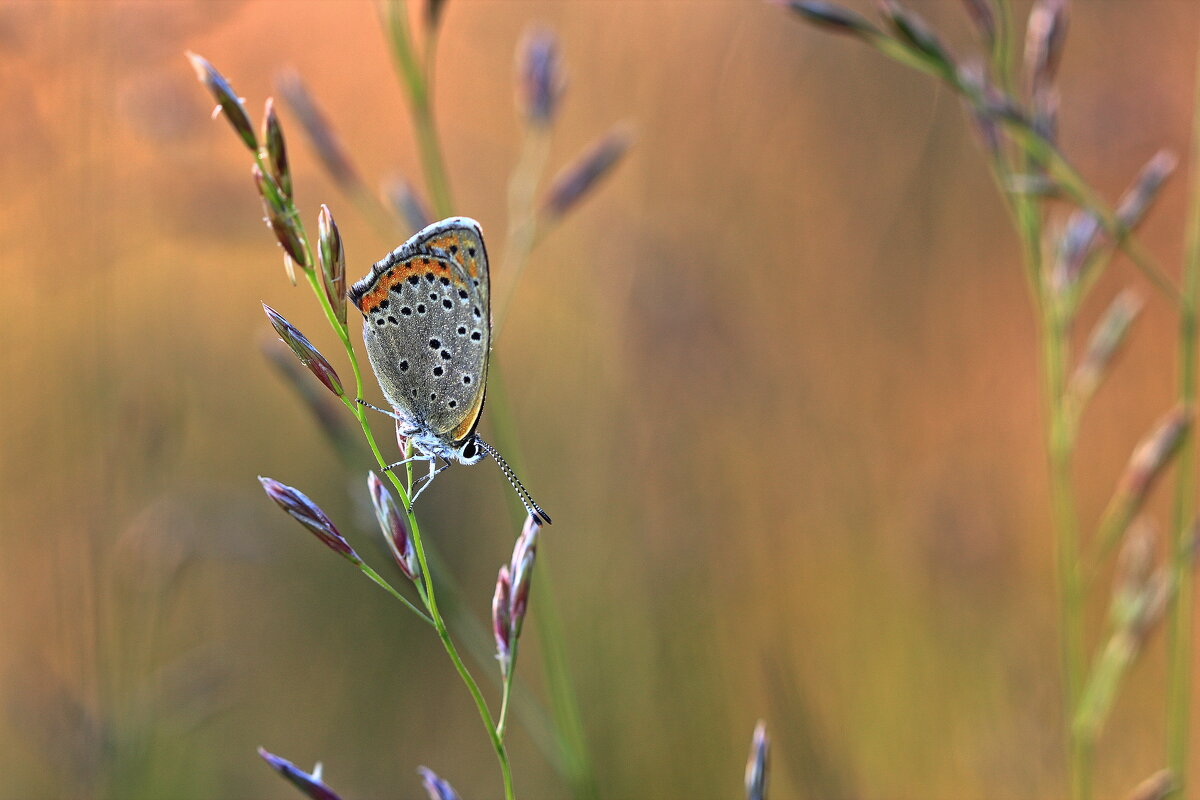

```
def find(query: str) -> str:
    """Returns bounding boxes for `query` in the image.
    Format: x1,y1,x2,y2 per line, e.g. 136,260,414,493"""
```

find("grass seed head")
878,0,954,74
384,176,432,234
418,767,461,800
1125,771,1175,800
788,1,879,38
960,0,996,47
258,748,344,800
1116,150,1178,231
263,304,343,397
518,27,565,126
744,720,769,800
368,471,418,581
543,124,633,220
275,69,361,192
187,52,257,152
318,205,347,325
253,165,308,267
1024,0,1068,97
259,478,360,564
262,97,292,199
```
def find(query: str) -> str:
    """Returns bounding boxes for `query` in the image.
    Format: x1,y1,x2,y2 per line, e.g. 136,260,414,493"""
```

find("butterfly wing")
350,218,491,445
406,217,490,311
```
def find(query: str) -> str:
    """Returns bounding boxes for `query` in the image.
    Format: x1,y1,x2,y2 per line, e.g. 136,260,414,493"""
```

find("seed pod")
258,748,344,800
263,304,343,397
262,97,292,199
187,52,257,151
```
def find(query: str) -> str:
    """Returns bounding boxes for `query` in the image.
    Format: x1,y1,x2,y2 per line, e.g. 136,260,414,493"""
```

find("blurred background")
3,1,1200,798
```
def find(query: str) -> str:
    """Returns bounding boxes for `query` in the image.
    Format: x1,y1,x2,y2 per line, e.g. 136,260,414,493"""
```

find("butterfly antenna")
476,438,552,525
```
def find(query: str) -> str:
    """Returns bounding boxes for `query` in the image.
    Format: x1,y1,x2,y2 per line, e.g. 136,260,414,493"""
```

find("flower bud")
960,0,996,47
517,27,565,126
253,165,308,267
787,2,878,38
262,97,291,199
542,125,633,220
1116,150,1177,231
187,52,257,151
1067,289,1142,412
258,748,343,800
508,515,540,638
879,0,954,74
1126,771,1175,800
384,176,432,235
1024,0,1068,97
418,766,461,800
275,69,360,193
318,205,347,325
744,721,769,800
259,477,360,563
492,564,513,672
263,304,343,397
1096,405,1192,557
368,472,418,581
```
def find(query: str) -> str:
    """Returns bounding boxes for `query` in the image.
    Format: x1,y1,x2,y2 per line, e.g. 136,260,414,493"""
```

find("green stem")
380,0,454,217
487,366,600,800
406,508,515,800
498,643,518,739
991,0,1015,96
258,147,513,800
496,125,552,338
358,562,434,625
1042,296,1090,800
1002,121,1090,797
1166,37,1200,798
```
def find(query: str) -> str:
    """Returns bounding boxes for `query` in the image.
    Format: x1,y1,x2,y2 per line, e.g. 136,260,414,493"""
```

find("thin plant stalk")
484,111,602,796
495,124,552,339
485,369,601,800
793,2,1189,796
1014,73,1090,799
497,636,520,739
247,142,515,800
1167,39,1200,798
975,20,1089,788
379,0,454,217
1043,292,1090,800
371,10,599,797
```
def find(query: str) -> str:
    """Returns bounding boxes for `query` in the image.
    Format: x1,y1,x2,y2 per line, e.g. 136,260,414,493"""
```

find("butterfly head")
455,436,486,465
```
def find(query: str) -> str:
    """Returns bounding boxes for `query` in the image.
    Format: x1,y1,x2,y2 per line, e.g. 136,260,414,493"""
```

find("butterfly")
348,217,551,525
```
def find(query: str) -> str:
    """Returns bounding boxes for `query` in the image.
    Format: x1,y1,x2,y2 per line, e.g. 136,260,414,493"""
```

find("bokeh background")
3,1,1200,798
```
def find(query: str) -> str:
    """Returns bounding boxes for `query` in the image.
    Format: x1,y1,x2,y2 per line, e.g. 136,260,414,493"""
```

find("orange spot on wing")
427,233,482,280
356,256,468,314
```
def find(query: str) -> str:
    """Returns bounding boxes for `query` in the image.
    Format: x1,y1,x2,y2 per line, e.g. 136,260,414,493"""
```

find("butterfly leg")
356,398,400,420
383,454,432,473
409,460,452,505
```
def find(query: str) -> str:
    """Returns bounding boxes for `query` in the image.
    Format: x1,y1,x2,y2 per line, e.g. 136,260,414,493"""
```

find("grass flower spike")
263,304,343,398
261,97,292,199
368,471,418,581
187,51,257,151
258,748,344,800
517,28,564,126
744,721,769,800
258,477,360,564
418,766,461,800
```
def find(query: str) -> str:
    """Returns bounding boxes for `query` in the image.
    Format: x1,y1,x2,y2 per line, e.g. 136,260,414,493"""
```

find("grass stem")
1166,36,1200,799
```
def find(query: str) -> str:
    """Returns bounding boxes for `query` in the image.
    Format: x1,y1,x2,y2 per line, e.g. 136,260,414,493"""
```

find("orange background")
2,1,1199,798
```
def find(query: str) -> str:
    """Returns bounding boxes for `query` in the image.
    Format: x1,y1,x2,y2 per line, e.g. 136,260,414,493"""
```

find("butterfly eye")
461,441,477,459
